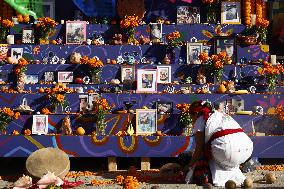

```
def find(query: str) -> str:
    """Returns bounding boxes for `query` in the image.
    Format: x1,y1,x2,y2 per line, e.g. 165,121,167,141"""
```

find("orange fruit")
38,88,45,93
76,127,85,135
51,40,57,45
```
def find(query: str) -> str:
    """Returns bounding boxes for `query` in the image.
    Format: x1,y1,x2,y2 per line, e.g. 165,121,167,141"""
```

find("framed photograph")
66,21,86,44
79,95,89,112
11,48,23,61
24,74,39,84
136,109,157,135
214,36,237,63
32,115,49,135
88,93,101,110
177,6,200,24
57,71,74,83
202,45,211,54
22,29,34,44
156,101,173,114
232,99,245,112
0,70,8,83
150,23,162,43
121,66,135,83
43,0,55,19
136,69,157,93
221,1,241,24
157,66,171,84
187,43,203,64
44,72,55,82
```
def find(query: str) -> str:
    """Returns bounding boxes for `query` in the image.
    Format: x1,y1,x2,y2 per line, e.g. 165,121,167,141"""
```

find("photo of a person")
36,118,46,131
22,29,34,43
150,23,162,43
66,21,86,44
157,66,171,84
32,115,48,135
226,5,237,20
137,69,157,93
177,6,200,24
11,48,23,60
187,43,203,64
79,97,88,112
142,74,153,88
58,72,74,83
159,69,168,82
122,67,134,82
44,72,54,82
157,102,173,114
136,110,157,135
216,39,235,60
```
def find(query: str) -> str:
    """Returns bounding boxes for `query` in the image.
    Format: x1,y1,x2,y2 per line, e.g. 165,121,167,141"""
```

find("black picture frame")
213,36,237,64
156,101,173,114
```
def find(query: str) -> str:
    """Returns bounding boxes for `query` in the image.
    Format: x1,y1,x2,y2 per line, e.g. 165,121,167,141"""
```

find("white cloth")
192,111,253,187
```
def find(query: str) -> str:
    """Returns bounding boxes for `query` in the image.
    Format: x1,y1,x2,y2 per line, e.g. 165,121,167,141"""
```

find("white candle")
271,55,277,65
61,20,65,24
251,14,256,26
6,35,14,44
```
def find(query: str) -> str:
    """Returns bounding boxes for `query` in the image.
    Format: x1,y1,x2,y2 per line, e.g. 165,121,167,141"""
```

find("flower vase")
91,71,101,84
206,4,217,24
267,76,277,92
96,119,107,136
0,28,8,43
38,28,51,44
127,28,136,44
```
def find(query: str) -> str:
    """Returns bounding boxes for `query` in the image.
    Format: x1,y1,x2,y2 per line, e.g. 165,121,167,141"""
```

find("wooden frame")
213,36,237,63
121,65,135,83
22,28,34,44
32,115,49,135
57,71,74,83
187,42,203,64
66,21,86,44
136,69,157,93
156,101,173,114
157,66,171,84
221,1,241,24
136,109,157,135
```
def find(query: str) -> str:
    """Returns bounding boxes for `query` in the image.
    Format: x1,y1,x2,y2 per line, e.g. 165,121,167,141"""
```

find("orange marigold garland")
243,0,252,26
276,105,284,121
255,0,269,44
165,31,182,48
0,107,20,131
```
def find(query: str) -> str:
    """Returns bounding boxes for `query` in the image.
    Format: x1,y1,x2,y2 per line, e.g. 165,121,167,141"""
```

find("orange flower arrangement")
166,31,182,47
36,17,57,28
176,103,193,126
24,129,32,136
35,17,57,44
0,18,14,42
0,18,14,28
14,58,29,76
120,15,139,29
88,57,104,69
0,107,20,131
56,94,65,103
12,130,20,135
259,61,284,91
17,15,30,23
41,108,52,115
276,105,284,121
80,56,89,64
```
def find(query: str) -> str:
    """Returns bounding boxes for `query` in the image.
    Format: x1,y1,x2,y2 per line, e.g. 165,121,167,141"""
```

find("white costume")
193,111,253,187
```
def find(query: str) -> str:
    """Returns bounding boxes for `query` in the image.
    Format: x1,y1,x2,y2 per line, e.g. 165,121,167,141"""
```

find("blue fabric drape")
72,0,116,17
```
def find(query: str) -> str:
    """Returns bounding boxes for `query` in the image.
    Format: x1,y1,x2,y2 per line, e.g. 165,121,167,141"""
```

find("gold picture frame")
221,1,241,24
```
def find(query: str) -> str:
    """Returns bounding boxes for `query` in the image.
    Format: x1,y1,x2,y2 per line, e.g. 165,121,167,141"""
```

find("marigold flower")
24,129,31,136
56,94,65,103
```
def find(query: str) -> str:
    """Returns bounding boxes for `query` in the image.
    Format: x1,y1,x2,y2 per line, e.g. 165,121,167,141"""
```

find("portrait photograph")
150,23,162,43
66,21,86,44
11,48,23,61
44,72,55,82
24,74,39,84
156,102,173,114
214,36,236,63
187,43,203,64
202,45,211,54
121,66,135,83
177,6,200,24
22,29,34,44
57,71,74,83
79,95,89,112
157,66,171,84
221,1,241,24
136,109,157,135
137,69,157,93
32,115,48,135
88,93,101,110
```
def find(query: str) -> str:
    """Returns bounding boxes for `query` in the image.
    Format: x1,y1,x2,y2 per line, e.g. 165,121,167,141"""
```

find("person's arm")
188,131,205,168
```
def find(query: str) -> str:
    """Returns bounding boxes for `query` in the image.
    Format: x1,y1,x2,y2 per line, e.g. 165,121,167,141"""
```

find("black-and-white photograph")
202,45,211,54
22,29,34,44
11,48,23,61
214,37,236,62
177,6,200,24
44,72,55,82
79,95,89,112
66,21,86,44
88,93,101,111
121,66,135,83
156,102,173,114
221,2,241,24
150,23,162,43
187,43,203,64
24,74,39,84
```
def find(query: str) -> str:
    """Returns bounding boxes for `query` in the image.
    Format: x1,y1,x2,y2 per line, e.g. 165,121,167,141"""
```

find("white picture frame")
88,93,101,110
22,28,34,44
11,48,23,61
136,109,157,135
42,0,55,19
32,115,49,135
66,21,86,44
187,43,203,64
136,69,157,93
157,66,171,84
150,23,163,43
24,74,39,84
121,65,135,83
221,1,241,24
57,71,74,83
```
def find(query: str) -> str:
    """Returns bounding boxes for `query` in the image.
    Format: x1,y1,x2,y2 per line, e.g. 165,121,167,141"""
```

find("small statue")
61,116,72,135
162,54,171,64
196,67,206,85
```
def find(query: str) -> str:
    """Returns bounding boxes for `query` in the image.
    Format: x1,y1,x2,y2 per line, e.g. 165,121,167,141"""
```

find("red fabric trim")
204,128,244,160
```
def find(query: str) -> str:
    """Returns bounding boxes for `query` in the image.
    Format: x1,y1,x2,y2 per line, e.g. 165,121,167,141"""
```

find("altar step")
108,157,152,171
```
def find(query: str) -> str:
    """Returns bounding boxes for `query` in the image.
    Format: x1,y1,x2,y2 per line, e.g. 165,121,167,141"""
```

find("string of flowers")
259,61,284,91
243,0,252,26
17,14,30,23
45,83,72,113
255,0,269,44
92,98,111,135
120,15,139,44
276,105,284,121
165,31,182,48
0,18,14,43
35,17,57,44
199,51,231,83
0,107,20,131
